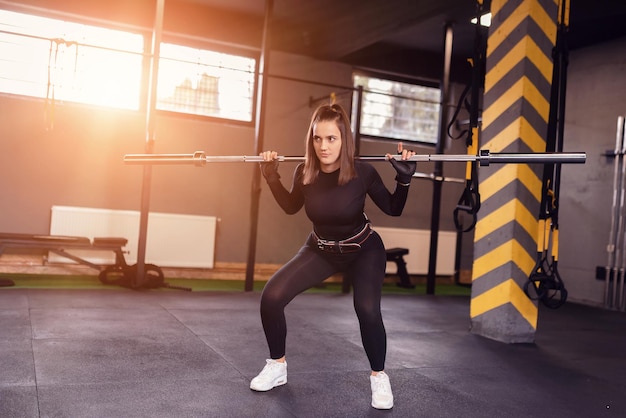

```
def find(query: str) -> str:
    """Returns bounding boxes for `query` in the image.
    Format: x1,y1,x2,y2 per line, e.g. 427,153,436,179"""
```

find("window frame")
155,34,259,126
0,7,259,125
0,8,147,110
352,69,442,147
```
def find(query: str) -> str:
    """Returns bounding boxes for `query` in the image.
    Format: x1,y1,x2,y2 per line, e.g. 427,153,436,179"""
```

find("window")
353,73,441,144
0,9,256,122
0,9,144,109
157,44,256,122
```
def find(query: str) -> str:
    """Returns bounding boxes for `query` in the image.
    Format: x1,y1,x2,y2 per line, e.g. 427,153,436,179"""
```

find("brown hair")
301,103,357,185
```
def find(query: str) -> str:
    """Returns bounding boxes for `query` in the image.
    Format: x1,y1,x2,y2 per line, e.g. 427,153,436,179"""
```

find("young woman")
251,103,416,410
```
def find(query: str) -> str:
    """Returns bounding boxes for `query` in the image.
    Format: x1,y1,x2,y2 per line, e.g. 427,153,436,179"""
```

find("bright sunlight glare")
0,9,255,121
158,43,255,121
0,9,144,109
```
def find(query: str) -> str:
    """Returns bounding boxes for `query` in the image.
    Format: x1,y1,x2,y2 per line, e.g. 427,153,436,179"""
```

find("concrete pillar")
470,0,561,343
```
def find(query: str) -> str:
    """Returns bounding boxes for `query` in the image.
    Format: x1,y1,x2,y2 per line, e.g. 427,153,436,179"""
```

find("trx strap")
524,0,570,309
45,38,79,131
452,0,485,233
524,182,567,309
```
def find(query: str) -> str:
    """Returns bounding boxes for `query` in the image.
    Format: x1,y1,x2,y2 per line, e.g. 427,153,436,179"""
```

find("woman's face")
312,120,342,173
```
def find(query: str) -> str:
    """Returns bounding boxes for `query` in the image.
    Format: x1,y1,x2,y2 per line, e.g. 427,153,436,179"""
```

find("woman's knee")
354,301,382,324
260,287,286,313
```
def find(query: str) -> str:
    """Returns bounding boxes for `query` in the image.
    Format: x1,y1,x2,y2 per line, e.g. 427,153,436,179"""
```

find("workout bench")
385,247,415,289
0,232,128,269
0,233,185,290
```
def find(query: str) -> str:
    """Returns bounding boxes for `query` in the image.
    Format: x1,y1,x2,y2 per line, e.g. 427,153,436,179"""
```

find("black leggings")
259,231,388,371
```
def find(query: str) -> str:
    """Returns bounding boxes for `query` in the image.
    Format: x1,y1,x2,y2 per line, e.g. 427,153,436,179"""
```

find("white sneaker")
370,371,394,409
250,359,287,391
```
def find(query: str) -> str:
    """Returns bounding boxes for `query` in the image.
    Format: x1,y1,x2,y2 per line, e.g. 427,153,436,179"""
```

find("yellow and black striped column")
470,0,564,342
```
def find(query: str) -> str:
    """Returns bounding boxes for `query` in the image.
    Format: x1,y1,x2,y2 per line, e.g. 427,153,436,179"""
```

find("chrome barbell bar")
123,150,586,166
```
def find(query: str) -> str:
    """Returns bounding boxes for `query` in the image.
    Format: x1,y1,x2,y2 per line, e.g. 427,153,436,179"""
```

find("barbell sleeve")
123,150,586,166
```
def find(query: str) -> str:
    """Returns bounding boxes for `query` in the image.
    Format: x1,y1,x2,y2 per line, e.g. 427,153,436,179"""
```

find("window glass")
353,74,440,144
157,43,256,122
0,9,256,122
0,9,143,109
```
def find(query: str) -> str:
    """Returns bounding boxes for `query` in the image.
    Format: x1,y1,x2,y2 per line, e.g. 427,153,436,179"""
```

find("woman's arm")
366,165,411,216
266,168,304,214
260,155,304,214
366,144,416,216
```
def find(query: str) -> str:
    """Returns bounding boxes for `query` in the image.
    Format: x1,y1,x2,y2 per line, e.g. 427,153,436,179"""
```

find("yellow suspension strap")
453,135,481,232
524,182,567,308
452,0,486,233
524,0,570,309
525,184,555,303
545,207,568,309
540,0,570,309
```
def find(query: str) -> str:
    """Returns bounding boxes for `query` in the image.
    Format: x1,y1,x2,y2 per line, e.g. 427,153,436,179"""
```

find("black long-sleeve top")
265,161,409,240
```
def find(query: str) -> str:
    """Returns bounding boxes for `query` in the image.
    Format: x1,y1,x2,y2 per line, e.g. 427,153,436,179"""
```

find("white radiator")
49,206,217,268
374,226,457,276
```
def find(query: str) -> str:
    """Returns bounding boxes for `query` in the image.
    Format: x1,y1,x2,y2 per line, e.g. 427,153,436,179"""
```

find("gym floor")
1,287,625,417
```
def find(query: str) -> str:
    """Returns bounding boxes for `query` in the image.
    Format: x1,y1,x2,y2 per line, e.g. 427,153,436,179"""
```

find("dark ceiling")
184,0,626,83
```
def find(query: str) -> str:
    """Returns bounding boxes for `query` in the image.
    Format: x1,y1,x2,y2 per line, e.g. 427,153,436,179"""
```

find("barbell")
123,150,586,166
